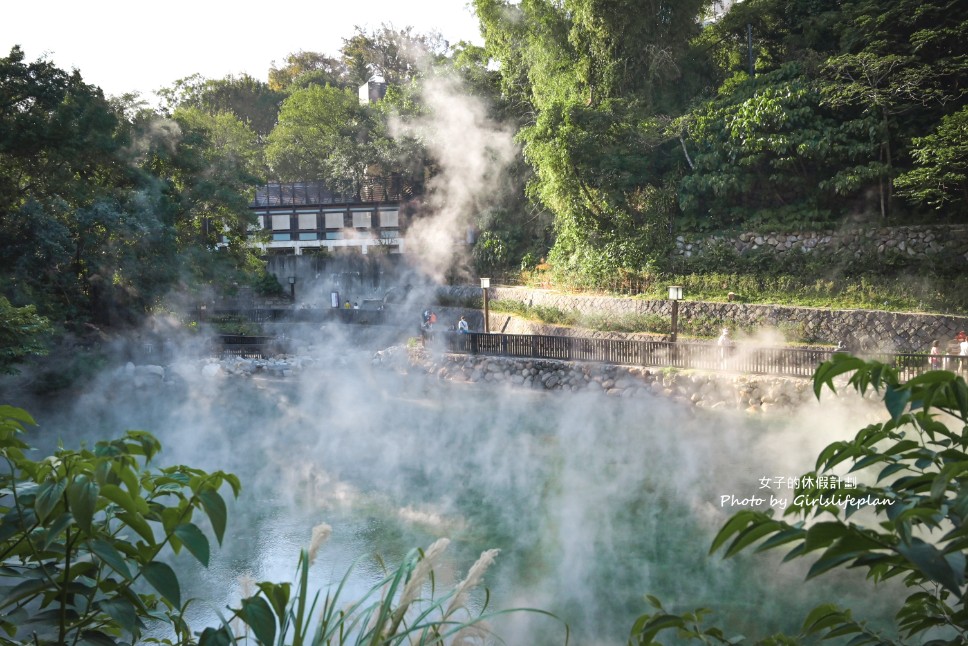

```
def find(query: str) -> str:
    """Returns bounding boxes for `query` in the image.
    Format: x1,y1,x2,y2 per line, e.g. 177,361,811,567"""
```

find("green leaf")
710,511,762,555
0,577,48,610
100,484,140,517
240,596,277,646
0,405,37,428
632,613,686,642
813,356,866,399
198,489,227,545
884,385,911,421
952,379,968,418
43,512,74,550
34,478,67,523
725,520,781,558
115,511,154,545
755,527,804,552
67,475,100,534
173,523,210,567
807,551,861,579
907,370,959,387
89,539,132,579
256,581,291,621
877,462,908,482
804,522,847,552
801,603,845,634
199,627,234,646
97,597,138,636
142,561,181,608
896,540,963,595
70,629,117,645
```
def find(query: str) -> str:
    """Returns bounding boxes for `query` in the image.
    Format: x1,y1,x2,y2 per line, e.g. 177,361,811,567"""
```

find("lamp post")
480,277,491,334
668,285,683,342
288,275,296,300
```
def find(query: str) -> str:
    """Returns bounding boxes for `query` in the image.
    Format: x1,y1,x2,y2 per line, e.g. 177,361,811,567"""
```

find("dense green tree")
678,64,880,228
470,0,968,286
1,47,267,329
0,46,125,214
0,46,138,322
475,0,710,281
268,50,351,92
158,73,284,139
820,0,968,219
0,298,50,374
340,25,449,86
265,84,373,192
895,106,968,211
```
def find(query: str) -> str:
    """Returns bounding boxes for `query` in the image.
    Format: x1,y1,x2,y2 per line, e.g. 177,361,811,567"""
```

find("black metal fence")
444,332,960,379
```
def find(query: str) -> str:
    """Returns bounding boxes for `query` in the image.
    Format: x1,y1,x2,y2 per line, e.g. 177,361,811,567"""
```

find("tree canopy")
0,46,265,345
474,0,968,283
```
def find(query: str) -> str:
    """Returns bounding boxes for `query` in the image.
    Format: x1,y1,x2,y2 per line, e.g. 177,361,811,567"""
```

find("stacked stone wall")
673,224,968,260
372,347,879,415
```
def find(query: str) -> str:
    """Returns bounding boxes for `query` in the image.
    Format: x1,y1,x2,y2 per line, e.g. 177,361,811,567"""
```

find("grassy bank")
518,271,965,316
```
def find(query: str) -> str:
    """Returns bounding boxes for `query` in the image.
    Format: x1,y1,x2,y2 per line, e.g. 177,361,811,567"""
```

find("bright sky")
1,0,483,100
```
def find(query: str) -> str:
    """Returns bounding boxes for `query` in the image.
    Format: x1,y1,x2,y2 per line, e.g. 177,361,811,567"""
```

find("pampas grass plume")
308,522,333,565
446,548,500,617
398,537,451,609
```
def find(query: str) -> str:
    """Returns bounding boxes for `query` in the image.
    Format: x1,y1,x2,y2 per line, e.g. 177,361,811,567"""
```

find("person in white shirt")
960,332,968,372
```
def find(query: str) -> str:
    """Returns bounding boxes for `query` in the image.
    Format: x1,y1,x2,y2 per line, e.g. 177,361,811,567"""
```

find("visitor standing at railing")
959,331,968,372
717,328,732,367
930,340,942,369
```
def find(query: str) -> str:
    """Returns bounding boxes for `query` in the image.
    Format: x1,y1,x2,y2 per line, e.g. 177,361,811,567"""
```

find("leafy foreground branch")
0,406,561,645
0,405,241,644
631,356,968,645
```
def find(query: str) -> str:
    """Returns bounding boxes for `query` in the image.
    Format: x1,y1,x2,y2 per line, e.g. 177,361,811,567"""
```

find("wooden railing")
203,308,388,325
444,333,960,379
216,335,279,358
211,327,962,379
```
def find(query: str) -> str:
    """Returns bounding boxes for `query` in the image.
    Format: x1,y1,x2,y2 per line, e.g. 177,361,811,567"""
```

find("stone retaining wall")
103,347,875,417
674,224,968,261
372,346,874,414
440,286,968,352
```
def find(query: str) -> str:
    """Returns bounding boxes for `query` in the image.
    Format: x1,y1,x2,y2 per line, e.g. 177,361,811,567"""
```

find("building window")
379,209,399,227
325,231,344,240
298,213,318,229
324,211,345,229
352,210,372,228
272,233,292,241
271,214,291,230
298,232,319,241
380,229,399,239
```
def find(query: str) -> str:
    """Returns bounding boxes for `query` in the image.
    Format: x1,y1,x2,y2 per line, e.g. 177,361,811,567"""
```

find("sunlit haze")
1,0,483,100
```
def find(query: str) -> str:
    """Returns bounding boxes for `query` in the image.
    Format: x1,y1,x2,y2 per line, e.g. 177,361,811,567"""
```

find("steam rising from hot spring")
390,72,519,281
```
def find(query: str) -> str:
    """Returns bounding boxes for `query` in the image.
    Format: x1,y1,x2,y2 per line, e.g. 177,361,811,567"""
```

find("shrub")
0,405,240,644
632,358,968,644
